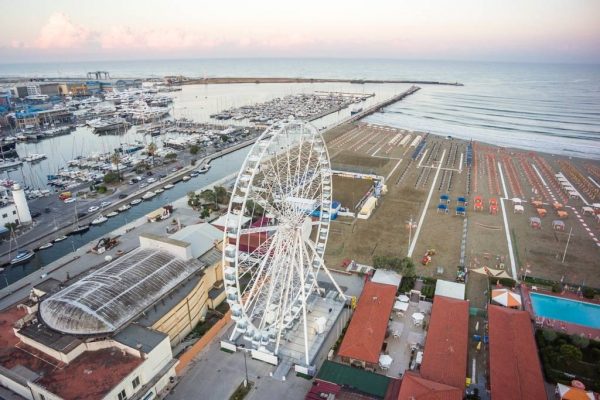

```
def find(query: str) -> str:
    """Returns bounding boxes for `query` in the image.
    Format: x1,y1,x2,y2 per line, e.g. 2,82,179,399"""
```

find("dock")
348,85,421,122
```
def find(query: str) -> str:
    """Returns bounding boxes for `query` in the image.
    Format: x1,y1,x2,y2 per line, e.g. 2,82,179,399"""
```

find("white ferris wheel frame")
222,120,345,366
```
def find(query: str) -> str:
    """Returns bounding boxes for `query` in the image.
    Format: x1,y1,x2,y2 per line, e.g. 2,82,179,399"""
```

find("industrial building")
0,223,226,400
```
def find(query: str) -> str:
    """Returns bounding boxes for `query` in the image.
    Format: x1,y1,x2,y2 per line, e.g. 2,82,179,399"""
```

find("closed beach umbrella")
491,288,522,308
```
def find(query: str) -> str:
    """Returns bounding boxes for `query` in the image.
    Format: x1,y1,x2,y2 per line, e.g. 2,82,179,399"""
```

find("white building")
11,184,32,225
0,203,19,226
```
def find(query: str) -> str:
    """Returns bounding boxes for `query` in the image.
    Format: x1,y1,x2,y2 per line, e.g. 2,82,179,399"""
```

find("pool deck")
521,284,600,339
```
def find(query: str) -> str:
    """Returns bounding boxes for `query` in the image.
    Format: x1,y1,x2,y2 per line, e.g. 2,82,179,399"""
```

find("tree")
103,172,120,184
214,186,229,205
200,189,216,204
147,142,157,165
560,344,582,365
542,329,557,343
110,151,122,181
187,191,201,208
571,334,590,349
189,145,199,155
165,152,177,162
372,256,415,276
245,199,265,216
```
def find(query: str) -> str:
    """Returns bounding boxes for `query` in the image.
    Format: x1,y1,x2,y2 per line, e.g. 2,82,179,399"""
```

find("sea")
1,58,599,160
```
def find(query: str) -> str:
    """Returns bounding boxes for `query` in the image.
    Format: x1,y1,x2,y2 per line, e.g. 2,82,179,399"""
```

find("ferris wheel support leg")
298,235,310,366
309,242,347,301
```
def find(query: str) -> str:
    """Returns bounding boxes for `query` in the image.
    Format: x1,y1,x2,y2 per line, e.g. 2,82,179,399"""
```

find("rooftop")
420,295,469,390
433,280,465,300
37,347,142,400
317,360,392,399
0,306,142,400
33,277,63,296
170,223,223,259
371,269,402,288
113,324,168,354
39,248,204,335
488,305,547,400
397,371,463,400
337,281,397,364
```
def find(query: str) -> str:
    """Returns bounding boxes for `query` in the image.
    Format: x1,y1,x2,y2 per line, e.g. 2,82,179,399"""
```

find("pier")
347,85,421,122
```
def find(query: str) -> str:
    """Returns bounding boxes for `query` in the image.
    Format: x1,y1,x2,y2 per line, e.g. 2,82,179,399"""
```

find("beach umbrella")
412,312,425,324
491,288,522,308
557,383,594,400
379,354,393,368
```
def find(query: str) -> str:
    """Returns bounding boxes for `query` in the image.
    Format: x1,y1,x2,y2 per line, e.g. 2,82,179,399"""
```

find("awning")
557,383,594,400
394,301,409,312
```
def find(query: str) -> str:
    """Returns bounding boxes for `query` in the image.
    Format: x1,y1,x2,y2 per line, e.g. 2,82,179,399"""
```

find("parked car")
118,193,128,199
64,197,77,204
100,201,112,208
147,177,156,184
30,211,42,218
88,206,99,213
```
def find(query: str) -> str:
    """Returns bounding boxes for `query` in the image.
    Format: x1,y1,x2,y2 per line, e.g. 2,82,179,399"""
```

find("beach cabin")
536,208,547,218
514,204,524,214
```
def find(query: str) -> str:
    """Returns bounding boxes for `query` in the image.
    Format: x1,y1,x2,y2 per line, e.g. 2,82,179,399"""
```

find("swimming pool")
530,293,600,329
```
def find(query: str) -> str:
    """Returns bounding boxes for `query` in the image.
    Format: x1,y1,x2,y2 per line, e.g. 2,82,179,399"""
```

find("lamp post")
239,344,249,388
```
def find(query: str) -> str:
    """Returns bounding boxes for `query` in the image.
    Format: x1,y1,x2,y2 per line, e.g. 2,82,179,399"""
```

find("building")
371,269,402,289
11,184,32,225
38,83,60,97
0,203,20,227
26,84,40,97
309,360,398,400
488,305,547,400
397,371,463,400
337,280,397,369
419,295,469,390
434,280,466,300
0,223,227,399
397,295,469,400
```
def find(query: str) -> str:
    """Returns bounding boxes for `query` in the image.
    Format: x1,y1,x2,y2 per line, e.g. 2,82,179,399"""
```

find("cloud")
35,12,91,49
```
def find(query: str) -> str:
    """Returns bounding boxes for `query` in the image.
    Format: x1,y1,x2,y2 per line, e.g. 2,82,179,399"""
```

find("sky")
0,0,599,64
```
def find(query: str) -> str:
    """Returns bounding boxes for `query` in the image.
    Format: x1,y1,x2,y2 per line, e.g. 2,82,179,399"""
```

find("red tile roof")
488,305,547,400
420,295,469,390
338,281,397,364
397,371,463,400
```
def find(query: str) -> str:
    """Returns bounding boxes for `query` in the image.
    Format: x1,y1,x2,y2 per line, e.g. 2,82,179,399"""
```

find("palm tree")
147,142,157,166
110,150,122,182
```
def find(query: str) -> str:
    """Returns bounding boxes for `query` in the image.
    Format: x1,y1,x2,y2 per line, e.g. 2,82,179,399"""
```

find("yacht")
54,235,68,243
117,204,132,212
141,191,156,201
130,198,143,206
10,250,35,265
91,215,108,225
38,242,53,250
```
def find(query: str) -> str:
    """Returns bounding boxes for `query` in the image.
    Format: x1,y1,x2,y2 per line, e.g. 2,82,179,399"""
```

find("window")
40,395,46,400
118,390,127,400
12,210,16,215
1,213,6,218
132,376,140,389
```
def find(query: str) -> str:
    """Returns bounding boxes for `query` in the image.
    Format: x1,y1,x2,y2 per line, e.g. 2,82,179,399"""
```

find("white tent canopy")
394,301,409,312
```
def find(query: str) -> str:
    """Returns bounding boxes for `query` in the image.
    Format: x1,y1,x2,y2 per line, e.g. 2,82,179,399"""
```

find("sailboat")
68,203,90,235
6,230,35,265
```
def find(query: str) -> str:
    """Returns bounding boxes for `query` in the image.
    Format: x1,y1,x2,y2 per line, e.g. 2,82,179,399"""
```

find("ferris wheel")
222,120,345,365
